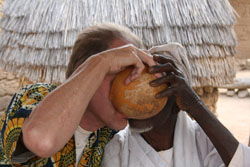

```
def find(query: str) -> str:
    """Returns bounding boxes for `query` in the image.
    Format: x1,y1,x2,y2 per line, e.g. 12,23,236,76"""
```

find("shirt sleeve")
228,143,250,167
195,122,225,167
0,83,57,165
195,122,250,167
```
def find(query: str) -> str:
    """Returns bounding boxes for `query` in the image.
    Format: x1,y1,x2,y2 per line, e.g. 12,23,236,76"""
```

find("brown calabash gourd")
110,67,168,119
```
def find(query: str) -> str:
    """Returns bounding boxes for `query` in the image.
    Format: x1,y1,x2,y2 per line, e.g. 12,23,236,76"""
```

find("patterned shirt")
0,83,117,167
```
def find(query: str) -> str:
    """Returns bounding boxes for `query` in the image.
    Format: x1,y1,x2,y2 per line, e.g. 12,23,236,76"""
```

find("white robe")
103,111,250,167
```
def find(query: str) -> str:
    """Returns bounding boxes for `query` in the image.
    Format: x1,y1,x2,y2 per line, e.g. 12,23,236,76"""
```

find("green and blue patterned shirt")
0,83,116,167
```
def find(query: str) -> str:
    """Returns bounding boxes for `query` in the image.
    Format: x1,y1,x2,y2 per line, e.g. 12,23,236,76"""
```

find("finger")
154,73,163,79
153,55,176,67
156,87,177,98
125,54,145,85
150,73,176,87
133,47,161,78
135,48,156,67
149,63,182,76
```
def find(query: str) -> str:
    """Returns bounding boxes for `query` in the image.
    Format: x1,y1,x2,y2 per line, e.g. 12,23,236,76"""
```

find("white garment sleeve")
228,144,250,167
195,122,250,167
194,122,225,167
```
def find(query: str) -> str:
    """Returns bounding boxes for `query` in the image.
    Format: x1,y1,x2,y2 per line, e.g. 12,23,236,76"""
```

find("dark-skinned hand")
149,55,202,113
149,55,240,166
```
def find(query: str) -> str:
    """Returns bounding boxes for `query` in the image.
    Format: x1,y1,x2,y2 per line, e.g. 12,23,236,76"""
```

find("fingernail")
155,73,162,78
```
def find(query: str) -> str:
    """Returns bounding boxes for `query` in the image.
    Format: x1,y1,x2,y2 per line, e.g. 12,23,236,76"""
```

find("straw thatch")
0,0,237,87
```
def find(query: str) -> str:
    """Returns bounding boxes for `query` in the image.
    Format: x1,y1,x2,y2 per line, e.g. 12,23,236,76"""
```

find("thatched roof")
0,0,237,87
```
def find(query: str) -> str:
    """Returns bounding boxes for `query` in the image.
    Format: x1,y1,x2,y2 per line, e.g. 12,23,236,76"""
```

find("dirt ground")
217,70,250,145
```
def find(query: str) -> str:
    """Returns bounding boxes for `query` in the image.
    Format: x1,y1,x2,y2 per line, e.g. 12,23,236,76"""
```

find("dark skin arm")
149,55,239,166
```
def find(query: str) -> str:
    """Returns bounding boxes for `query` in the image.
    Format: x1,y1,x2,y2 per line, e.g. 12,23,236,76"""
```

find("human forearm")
149,55,239,166
22,44,155,157
22,55,108,157
188,101,239,166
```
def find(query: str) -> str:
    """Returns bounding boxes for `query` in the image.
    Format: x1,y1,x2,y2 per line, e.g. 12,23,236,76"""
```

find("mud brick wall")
0,69,20,117
230,0,250,60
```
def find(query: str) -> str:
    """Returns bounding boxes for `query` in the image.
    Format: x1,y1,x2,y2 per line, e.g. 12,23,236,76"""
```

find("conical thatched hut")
0,0,237,113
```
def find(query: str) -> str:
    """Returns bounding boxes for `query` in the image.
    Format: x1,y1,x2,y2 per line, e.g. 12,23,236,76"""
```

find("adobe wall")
0,69,19,117
0,0,20,117
230,0,250,61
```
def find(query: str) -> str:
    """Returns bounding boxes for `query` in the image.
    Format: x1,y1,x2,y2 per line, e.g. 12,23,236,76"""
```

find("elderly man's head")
128,43,191,133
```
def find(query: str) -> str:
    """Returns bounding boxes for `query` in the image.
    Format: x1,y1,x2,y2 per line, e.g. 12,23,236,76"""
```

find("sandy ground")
217,70,250,145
